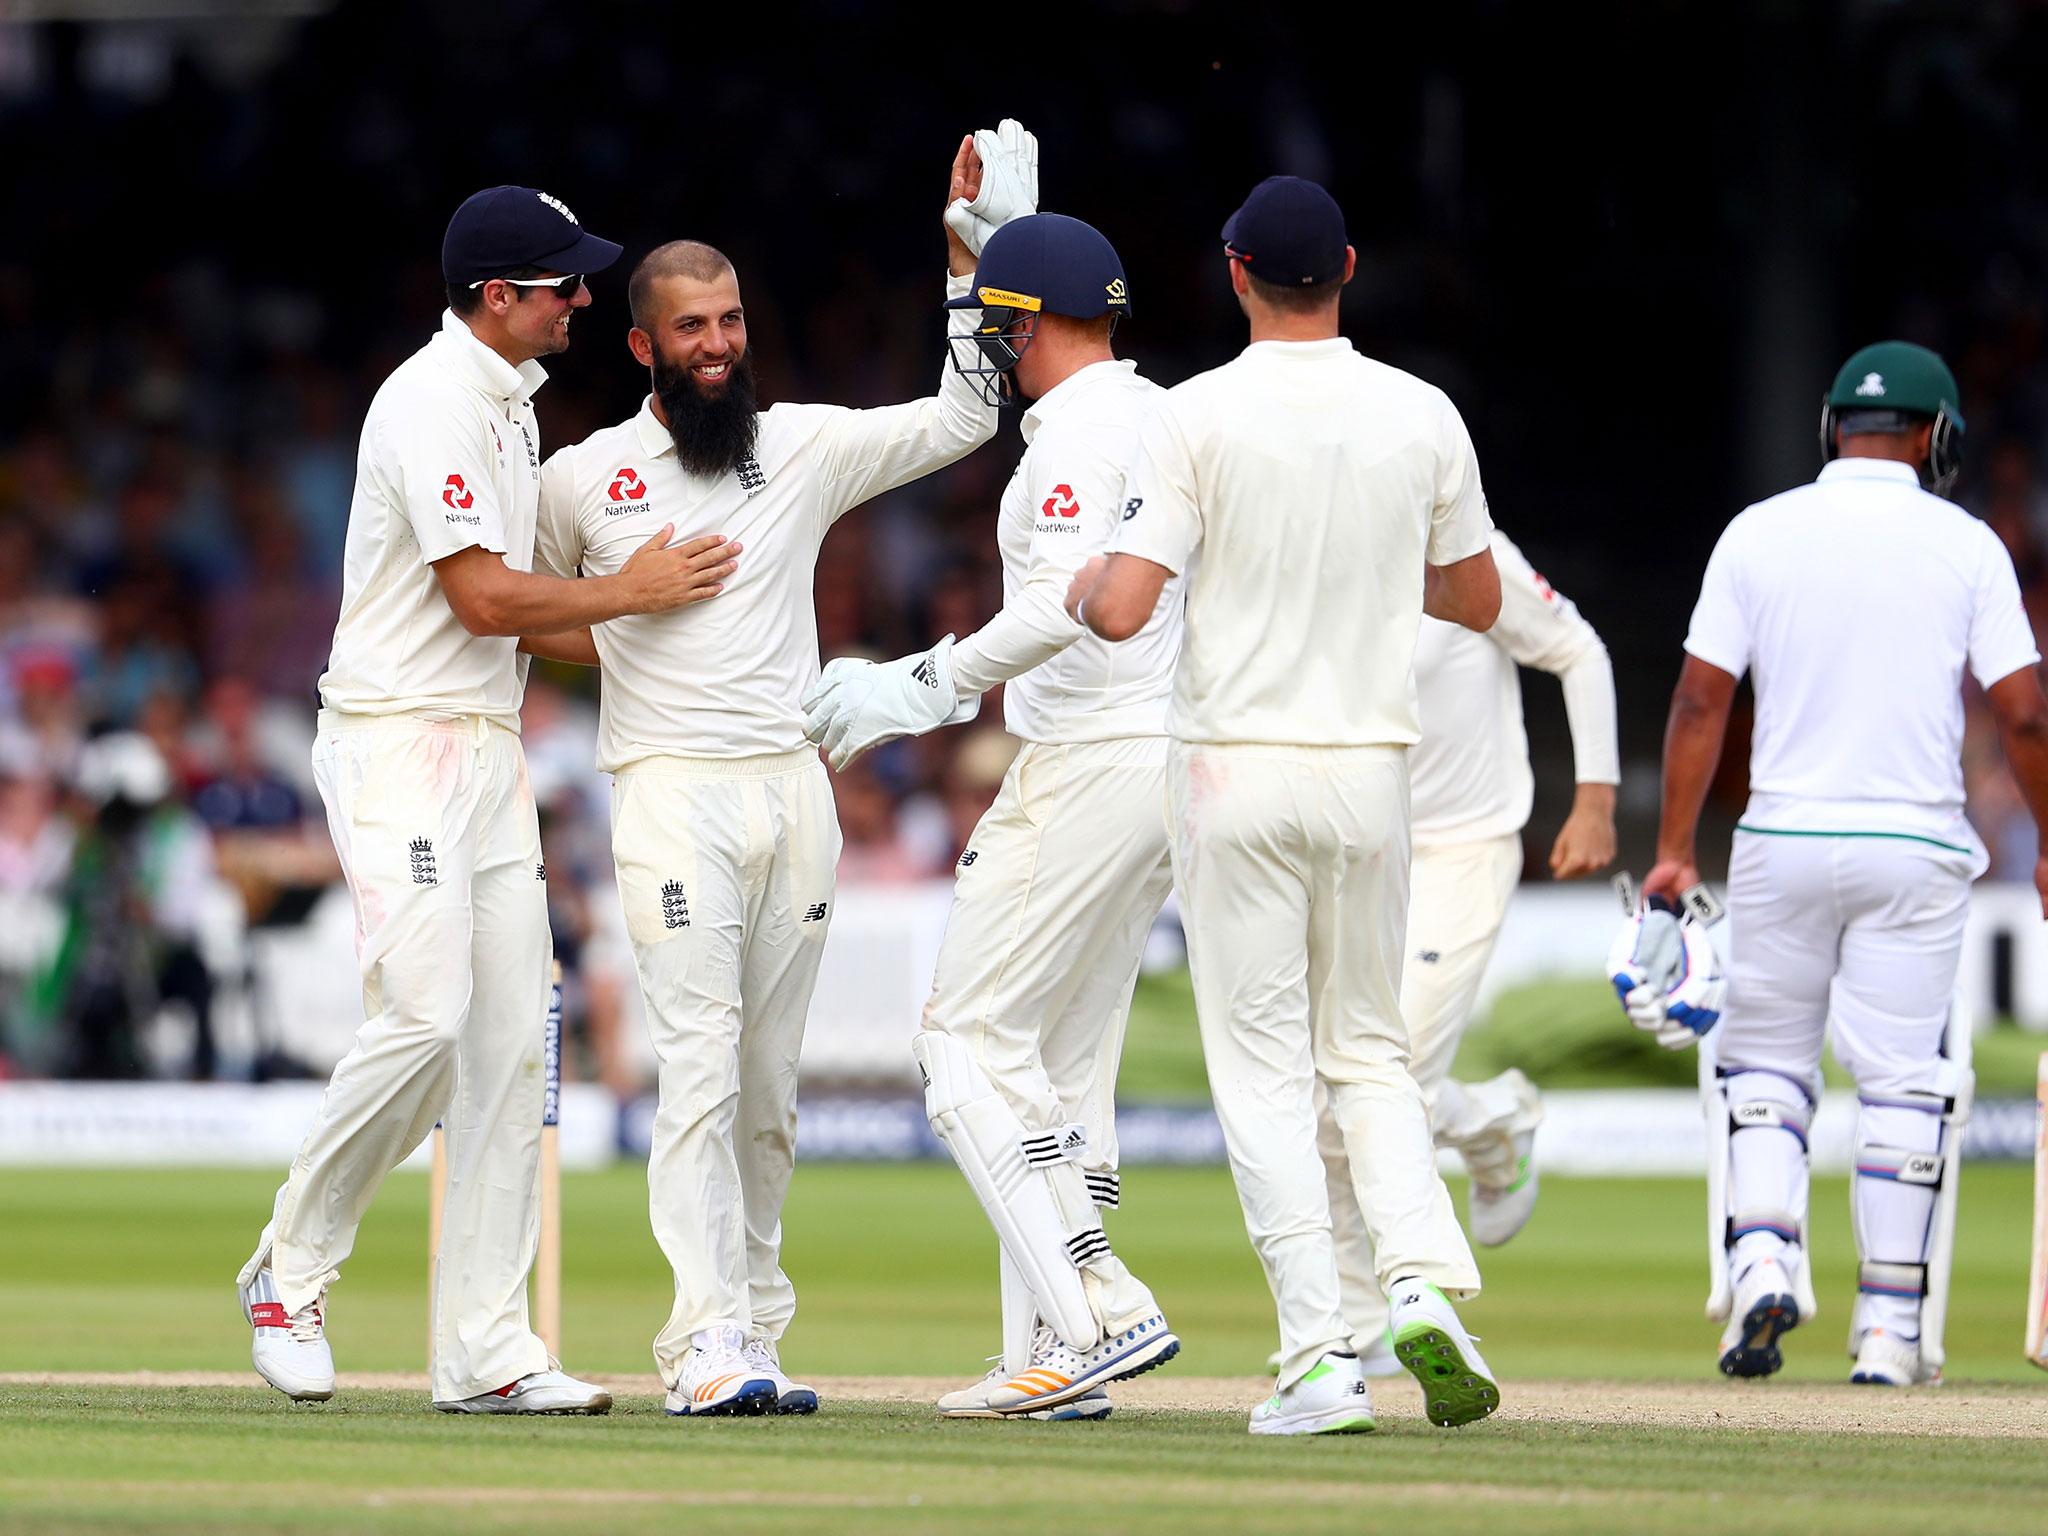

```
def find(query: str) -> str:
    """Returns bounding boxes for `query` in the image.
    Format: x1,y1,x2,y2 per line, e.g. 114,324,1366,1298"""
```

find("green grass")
1122,969,2048,1098
3,1163,2045,1534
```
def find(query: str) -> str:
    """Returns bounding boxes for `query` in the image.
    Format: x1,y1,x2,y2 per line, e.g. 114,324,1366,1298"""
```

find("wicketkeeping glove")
1607,892,1726,1049
800,636,982,772
944,118,1039,257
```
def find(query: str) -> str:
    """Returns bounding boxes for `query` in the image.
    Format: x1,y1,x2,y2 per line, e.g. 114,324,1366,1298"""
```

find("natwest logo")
1040,484,1080,519
608,467,645,501
442,474,475,510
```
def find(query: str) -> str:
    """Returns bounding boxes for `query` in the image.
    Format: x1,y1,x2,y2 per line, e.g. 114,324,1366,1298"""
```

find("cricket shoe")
664,1325,777,1417
1718,1255,1800,1379
1266,1333,1404,1378
742,1336,819,1414
1388,1278,1501,1427
435,1369,611,1415
938,1364,1114,1420
1848,1328,1924,1387
1249,1351,1377,1436
1461,1072,1542,1248
239,1266,334,1402
983,1314,1180,1415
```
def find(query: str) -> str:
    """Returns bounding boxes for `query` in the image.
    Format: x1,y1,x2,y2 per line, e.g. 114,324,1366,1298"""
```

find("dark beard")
652,347,760,477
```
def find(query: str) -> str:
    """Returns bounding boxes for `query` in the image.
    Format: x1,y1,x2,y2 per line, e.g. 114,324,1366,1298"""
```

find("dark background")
6,0,2048,1076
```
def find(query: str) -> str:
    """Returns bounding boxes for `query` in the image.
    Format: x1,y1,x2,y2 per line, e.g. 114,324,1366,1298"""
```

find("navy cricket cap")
441,186,624,286
944,213,1130,320
1222,176,1348,286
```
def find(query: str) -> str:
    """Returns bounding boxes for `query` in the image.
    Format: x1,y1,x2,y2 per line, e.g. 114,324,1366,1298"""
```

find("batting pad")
912,1030,1103,1354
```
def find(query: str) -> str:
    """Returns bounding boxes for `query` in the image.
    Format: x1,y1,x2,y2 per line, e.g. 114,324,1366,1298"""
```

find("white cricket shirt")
319,311,546,729
536,288,995,769
950,359,1180,743
1113,338,1494,747
1410,531,1619,848
1684,456,2039,854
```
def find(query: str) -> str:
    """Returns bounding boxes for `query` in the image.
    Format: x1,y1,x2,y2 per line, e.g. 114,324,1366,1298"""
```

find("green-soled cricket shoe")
1248,1351,1378,1436
1388,1279,1501,1427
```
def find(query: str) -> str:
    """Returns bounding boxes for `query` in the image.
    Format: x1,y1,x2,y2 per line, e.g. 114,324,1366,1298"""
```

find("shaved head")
629,240,736,331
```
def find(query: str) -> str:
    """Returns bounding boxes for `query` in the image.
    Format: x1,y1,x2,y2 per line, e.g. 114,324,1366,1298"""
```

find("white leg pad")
913,1030,1103,1353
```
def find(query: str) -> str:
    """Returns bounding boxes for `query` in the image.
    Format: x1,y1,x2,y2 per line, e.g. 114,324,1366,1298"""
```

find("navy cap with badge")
1222,175,1349,286
442,186,625,287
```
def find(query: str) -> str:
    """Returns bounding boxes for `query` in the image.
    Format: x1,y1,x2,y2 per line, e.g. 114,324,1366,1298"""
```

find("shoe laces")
740,1338,777,1372
288,1297,325,1344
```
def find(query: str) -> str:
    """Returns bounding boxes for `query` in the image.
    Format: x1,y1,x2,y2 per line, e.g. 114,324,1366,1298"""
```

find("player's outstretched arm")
519,628,601,667
1985,665,2048,917
433,529,739,637
1550,782,1617,880
1643,655,1739,901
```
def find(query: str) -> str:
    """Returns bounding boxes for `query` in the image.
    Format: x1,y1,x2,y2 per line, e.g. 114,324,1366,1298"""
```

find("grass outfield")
3,1164,2046,1534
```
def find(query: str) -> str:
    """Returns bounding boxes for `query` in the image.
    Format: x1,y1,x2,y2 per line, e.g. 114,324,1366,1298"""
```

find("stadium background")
5,1,2048,1100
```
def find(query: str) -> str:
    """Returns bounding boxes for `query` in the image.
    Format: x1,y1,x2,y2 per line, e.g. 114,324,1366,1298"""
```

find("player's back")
1686,458,2036,825
1152,339,1487,747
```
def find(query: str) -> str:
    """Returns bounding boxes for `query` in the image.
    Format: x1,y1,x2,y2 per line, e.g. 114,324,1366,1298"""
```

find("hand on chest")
580,457,788,576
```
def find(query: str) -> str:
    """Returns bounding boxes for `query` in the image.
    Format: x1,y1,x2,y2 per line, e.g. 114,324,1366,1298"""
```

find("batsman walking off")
532,136,998,1418
804,197,1185,1419
237,188,735,1413
1069,175,1502,1435
1641,341,2048,1385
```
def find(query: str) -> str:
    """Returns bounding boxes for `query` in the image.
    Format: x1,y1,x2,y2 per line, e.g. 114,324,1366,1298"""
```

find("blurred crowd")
9,1,2048,1083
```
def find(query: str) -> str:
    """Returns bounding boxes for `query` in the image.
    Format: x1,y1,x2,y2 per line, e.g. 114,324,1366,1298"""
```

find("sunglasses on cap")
466,272,584,298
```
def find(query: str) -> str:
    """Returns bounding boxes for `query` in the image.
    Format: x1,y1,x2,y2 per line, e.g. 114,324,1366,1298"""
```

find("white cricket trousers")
1320,831,1527,1349
610,749,838,1389
1168,742,1480,1387
921,736,1175,1335
1717,827,1974,1341
241,712,553,1402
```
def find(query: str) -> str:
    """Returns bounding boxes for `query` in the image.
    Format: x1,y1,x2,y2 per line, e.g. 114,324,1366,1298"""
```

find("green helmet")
1818,340,1965,496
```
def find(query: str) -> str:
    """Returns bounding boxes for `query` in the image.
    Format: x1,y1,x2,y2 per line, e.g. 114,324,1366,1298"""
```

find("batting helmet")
1819,340,1965,497
944,213,1129,404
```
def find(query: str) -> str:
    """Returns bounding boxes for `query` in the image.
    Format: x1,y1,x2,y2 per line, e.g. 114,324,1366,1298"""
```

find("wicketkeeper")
804,187,1184,1418
1629,340,2048,1385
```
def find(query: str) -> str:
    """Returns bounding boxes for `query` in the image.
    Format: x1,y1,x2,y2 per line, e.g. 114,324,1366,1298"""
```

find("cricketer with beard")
531,139,1001,1418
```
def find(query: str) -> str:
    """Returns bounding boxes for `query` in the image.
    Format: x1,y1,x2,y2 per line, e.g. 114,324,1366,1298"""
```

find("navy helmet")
944,213,1128,404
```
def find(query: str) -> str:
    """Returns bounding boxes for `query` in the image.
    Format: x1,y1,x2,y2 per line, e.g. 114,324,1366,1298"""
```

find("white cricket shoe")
1467,1132,1539,1248
742,1336,819,1414
1249,1351,1377,1436
1849,1328,1924,1387
239,1266,334,1402
664,1325,777,1417
983,1314,1179,1415
1718,1255,1800,1379
435,1368,611,1415
1388,1278,1501,1427
1266,1333,1404,1378
938,1363,1114,1420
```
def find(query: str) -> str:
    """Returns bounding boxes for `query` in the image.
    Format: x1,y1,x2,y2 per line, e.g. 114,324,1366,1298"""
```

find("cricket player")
1638,340,2048,1385
1311,529,1618,1376
532,132,1008,1418
1068,175,1502,1436
236,187,739,1413
801,210,1183,1420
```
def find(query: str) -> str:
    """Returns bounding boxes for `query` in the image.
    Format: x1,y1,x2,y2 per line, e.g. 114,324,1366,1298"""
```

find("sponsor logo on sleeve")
441,474,481,525
1121,495,1143,521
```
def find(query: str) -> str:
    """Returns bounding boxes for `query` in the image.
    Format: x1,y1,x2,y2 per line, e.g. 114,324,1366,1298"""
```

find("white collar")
1021,358,1138,445
1817,457,1921,486
1241,336,1356,361
632,395,675,459
432,310,548,404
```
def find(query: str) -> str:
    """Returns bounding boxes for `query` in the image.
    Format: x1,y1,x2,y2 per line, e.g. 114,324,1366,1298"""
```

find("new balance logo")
661,880,691,930
958,850,977,867
1417,949,1441,964
911,655,939,689
1349,1380,1370,1396
802,902,828,922
736,457,767,495
409,837,437,886
535,861,548,882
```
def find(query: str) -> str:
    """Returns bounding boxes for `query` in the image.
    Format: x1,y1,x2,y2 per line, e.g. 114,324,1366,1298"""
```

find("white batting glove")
1607,896,1725,1049
944,118,1039,256
800,636,981,771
